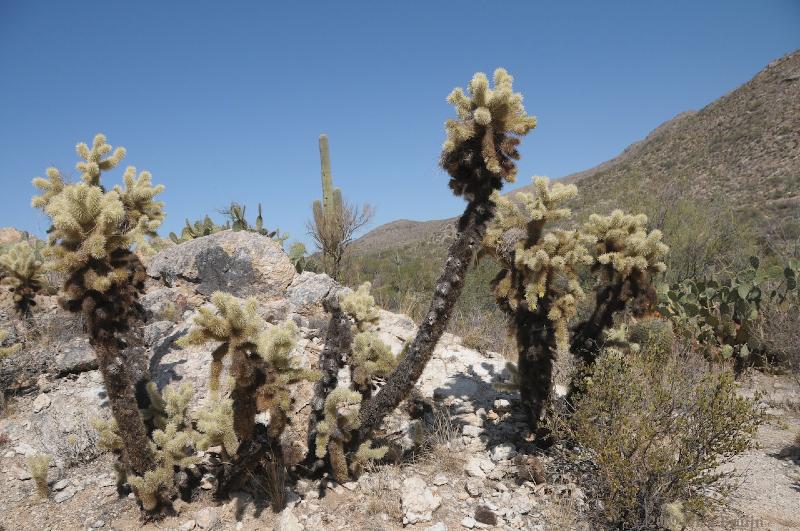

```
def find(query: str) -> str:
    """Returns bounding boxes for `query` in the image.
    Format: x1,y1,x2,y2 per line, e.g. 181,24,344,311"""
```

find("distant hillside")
352,50,800,257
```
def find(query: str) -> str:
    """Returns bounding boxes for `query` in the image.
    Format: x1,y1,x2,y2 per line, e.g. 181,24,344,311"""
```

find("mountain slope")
352,50,800,256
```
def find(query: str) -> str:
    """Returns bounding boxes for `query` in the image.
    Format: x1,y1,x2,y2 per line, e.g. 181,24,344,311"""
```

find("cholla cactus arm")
0,242,46,317
307,294,352,466
26,453,51,498
255,320,320,436
571,210,669,366
196,397,239,456
75,133,126,186
350,332,396,397
583,210,668,279
340,282,380,331
140,381,168,431
114,167,166,238
43,184,128,277
177,292,264,353
31,167,65,209
128,467,172,512
92,417,124,452
315,388,362,458
350,440,388,476
163,383,194,425
315,388,363,483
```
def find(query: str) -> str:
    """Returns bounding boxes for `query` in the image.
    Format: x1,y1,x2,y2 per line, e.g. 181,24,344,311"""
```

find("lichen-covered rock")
147,230,296,303
55,337,97,375
286,272,339,316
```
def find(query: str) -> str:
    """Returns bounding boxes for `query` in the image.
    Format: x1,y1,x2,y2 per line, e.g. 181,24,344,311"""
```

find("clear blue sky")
1,1,798,247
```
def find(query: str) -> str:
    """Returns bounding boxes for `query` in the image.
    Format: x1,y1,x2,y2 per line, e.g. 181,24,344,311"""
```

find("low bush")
549,327,766,529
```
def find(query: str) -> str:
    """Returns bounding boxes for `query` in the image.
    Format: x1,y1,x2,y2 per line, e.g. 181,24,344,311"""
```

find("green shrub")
549,332,765,529
658,256,799,369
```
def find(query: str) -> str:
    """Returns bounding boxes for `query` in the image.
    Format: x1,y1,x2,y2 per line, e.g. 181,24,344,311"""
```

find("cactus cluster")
482,176,667,428
127,383,198,511
169,215,228,243
177,291,318,503
0,241,46,317
311,283,394,482
658,256,798,366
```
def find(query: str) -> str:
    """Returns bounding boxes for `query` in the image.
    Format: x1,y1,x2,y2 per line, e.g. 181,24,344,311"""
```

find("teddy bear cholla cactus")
0,241,46,317
309,283,394,481
571,210,669,365
94,383,197,511
482,177,668,429
31,133,165,496
483,177,593,428
176,291,318,503
358,69,537,435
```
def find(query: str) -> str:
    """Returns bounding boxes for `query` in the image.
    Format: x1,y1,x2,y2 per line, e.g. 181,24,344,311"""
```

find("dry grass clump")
27,453,51,499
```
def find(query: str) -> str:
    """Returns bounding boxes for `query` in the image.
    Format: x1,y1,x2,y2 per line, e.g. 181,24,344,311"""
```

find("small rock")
465,478,485,497
474,506,497,526
493,399,512,413
91,520,105,529
12,466,32,480
33,393,51,413
433,474,448,486
343,481,358,491
464,457,487,478
461,516,476,529
194,507,218,529
278,507,303,531
462,425,483,438
179,520,196,531
55,337,98,375
401,476,441,525
490,443,516,462
53,479,70,491
13,442,34,456
424,523,447,531
54,487,75,503
200,474,215,490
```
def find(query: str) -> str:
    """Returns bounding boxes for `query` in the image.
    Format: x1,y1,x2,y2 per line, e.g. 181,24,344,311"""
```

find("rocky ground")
1,230,798,530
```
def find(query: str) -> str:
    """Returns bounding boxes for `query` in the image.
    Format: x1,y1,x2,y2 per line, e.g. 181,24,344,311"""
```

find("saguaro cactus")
315,134,343,224
311,134,347,277
358,69,537,435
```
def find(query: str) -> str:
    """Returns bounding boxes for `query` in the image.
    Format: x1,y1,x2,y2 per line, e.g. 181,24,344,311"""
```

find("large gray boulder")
147,231,297,303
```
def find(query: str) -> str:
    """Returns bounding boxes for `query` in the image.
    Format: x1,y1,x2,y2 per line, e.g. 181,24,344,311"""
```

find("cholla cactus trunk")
514,299,558,429
306,295,351,466
63,251,156,476
359,198,495,434
570,271,655,366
